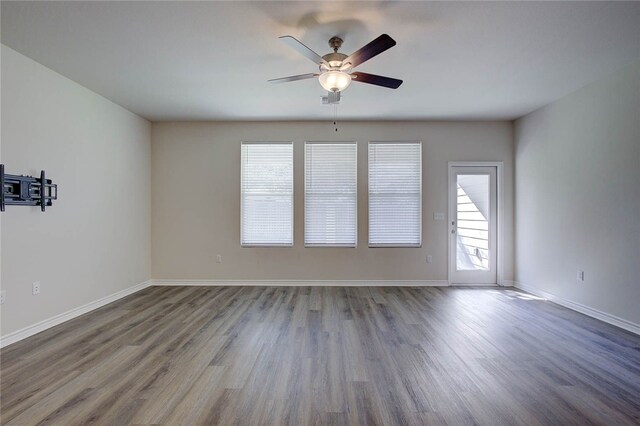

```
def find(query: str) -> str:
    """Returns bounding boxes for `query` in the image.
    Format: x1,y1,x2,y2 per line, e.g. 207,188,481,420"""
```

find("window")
241,142,293,246
368,142,422,247
305,142,357,247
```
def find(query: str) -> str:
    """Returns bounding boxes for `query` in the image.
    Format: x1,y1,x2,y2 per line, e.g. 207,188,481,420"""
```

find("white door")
449,166,497,284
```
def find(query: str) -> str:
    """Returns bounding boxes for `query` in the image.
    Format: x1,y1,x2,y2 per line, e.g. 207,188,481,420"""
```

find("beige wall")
515,59,640,327
152,121,514,281
0,46,151,336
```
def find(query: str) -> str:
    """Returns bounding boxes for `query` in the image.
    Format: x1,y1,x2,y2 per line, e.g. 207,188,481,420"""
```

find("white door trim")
447,162,504,286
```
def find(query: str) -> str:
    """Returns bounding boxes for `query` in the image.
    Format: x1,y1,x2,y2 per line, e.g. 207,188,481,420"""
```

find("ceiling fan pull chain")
333,103,338,132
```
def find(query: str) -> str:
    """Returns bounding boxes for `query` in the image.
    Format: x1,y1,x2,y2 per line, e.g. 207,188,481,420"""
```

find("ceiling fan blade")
279,36,329,66
343,34,396,69
268,73,319,84
351,72,403,89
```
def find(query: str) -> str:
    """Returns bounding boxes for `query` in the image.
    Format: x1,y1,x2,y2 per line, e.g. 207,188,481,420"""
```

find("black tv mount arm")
1,164,58,212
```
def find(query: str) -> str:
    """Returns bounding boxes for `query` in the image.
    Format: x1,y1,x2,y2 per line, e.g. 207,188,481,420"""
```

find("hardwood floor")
1,286,639,425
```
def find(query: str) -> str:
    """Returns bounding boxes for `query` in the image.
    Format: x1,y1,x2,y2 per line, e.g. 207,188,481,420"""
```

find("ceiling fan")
269,34,403,102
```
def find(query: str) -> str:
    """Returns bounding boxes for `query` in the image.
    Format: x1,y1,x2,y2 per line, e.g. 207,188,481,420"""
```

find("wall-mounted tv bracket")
1,164,58,212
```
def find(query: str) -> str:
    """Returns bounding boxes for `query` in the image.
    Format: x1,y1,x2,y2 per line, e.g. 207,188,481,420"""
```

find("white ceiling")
2,1,640,121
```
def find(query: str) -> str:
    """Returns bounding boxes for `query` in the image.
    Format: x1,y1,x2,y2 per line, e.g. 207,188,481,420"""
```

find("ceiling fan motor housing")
321,52,349,70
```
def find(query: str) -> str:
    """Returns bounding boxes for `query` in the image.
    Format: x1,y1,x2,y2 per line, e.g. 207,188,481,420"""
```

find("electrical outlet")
426,255,432,263
32,281,41,295
0,290,6,304
576,271,585,282
216,254,222,263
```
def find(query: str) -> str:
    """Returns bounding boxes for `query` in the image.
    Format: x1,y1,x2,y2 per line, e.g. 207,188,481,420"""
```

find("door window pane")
456,174,489,270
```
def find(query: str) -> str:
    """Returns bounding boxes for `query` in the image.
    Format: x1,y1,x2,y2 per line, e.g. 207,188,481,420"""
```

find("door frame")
447,161,504,286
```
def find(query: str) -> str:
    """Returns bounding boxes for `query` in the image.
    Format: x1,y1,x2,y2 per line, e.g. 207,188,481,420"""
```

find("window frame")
240,141,294,247
304,141,358,248
368,141,422,248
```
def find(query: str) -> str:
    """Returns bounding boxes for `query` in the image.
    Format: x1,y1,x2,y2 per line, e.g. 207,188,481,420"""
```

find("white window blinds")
305,142,357,247
241,143,293,246
368,142,422,247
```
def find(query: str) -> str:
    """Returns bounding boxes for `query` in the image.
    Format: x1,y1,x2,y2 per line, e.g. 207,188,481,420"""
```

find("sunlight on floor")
502,289,546,301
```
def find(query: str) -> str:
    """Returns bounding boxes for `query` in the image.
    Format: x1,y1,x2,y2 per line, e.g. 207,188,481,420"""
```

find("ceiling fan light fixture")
272,34,402,97
318,70,352,92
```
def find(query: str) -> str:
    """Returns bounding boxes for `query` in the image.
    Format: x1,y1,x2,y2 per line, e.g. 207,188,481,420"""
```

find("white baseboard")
514,281,640,336
501,280,517,287
152,279,450,287
0,280,153,349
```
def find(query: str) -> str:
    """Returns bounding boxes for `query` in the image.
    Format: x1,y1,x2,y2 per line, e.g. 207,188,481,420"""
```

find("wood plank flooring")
1,286,639,425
